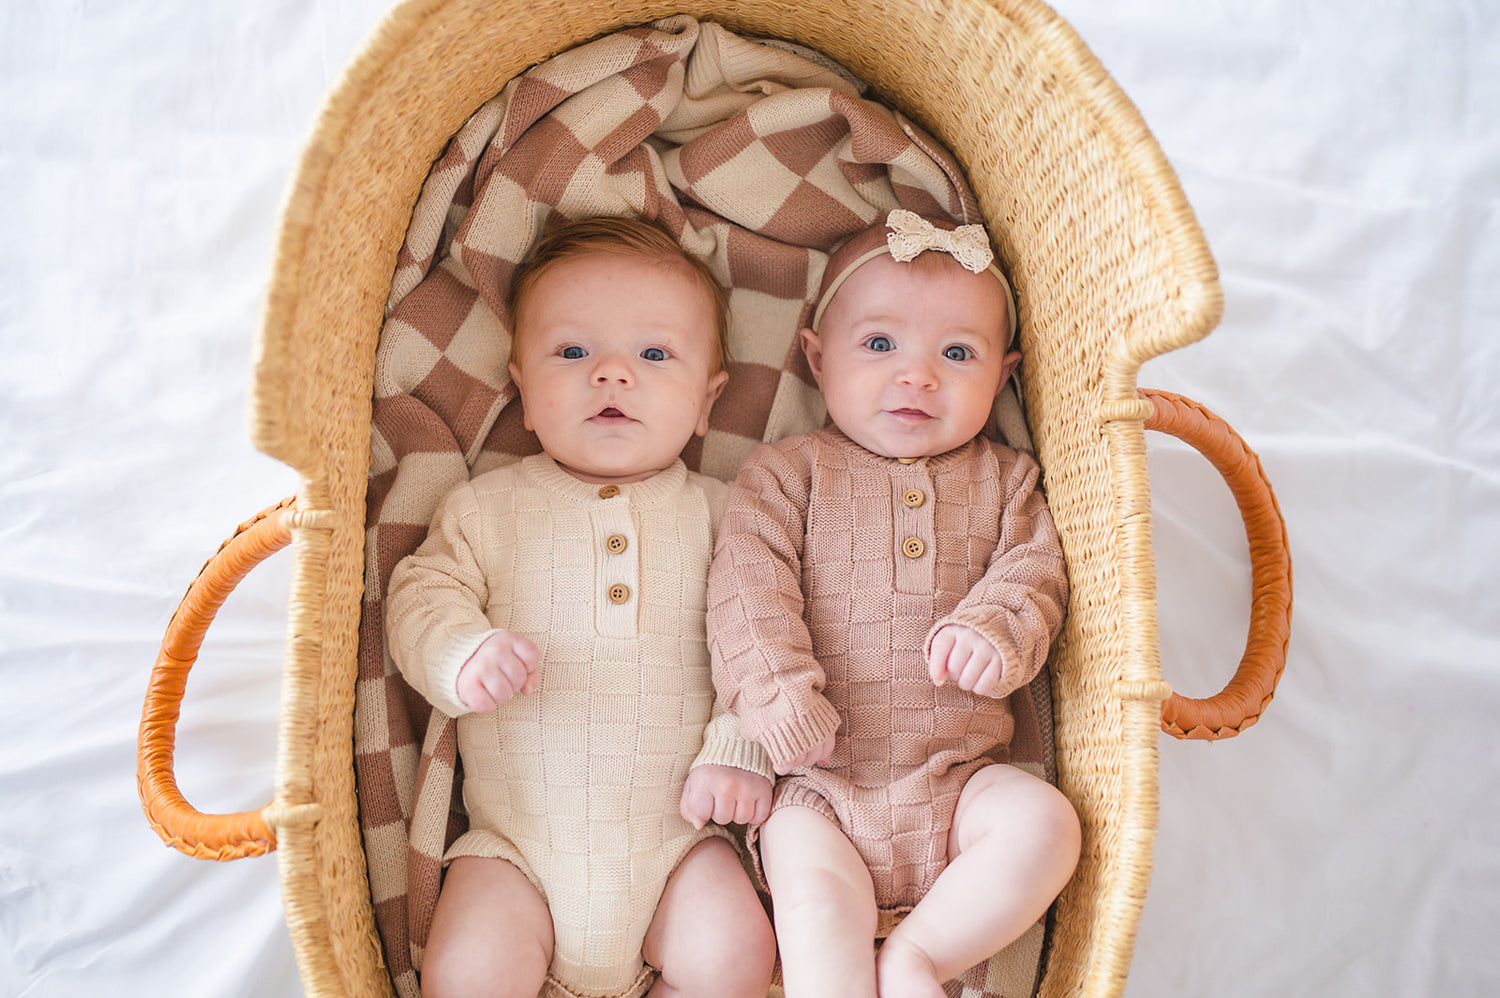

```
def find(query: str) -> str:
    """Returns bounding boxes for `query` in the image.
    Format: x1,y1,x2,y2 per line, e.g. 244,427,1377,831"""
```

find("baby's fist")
679,765,773,829
928,624,1005,698
455,631,540,713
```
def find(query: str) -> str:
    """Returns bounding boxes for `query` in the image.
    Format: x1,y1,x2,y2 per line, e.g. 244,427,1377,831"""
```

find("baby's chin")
842,425,955,462
555,459,673,484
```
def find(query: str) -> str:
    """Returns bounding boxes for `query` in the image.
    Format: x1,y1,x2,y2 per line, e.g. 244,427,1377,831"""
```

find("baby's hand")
679,764,773,830
928,624,1005,698
455,631,540,713
773,733,836,776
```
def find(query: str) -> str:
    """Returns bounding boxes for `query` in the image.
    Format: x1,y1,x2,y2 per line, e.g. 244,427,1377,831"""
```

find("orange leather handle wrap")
137,498,296,859
1141,390,1293,740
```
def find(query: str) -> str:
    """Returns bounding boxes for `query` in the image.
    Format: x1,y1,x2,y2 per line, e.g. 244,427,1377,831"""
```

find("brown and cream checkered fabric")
356,16,1052,997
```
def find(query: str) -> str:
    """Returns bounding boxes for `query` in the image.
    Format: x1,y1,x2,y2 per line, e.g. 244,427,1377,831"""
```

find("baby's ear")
996,350,1023,395
696,369,730,437
708,367,729,401
798,328,825,385
507,361,533,432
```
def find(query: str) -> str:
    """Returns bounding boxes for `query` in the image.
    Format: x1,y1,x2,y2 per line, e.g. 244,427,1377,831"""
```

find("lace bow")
885,209,994,273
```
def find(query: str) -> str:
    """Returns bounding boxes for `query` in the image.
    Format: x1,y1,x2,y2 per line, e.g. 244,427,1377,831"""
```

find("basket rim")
249,4,1218,997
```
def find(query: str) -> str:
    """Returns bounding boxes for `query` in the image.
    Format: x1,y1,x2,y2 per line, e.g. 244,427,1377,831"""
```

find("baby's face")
508,252,727,484
801,253,1019,460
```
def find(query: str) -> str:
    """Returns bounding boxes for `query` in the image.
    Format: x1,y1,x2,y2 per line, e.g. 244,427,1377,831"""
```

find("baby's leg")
877,764,1080,998
421,855,553,998
759,805,880,998
642,836,775,998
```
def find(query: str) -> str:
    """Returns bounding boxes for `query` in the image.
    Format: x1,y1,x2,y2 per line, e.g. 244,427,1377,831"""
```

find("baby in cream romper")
386,217,775,998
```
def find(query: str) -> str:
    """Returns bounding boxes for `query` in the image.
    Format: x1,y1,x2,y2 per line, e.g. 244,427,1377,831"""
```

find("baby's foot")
875,937,946,998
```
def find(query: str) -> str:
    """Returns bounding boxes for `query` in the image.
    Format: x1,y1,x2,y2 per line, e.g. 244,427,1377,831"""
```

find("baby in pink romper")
708,211,1081,998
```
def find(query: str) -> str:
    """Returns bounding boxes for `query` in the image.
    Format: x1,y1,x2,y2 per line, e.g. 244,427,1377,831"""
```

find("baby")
386,216,776,998
708,210,1081,998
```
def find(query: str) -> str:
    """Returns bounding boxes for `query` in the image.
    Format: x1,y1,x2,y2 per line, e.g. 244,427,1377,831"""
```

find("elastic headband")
811,209,1018,346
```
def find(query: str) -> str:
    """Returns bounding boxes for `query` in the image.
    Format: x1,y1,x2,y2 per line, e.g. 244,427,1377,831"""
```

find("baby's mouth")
592,406,631,422
888,407,932,421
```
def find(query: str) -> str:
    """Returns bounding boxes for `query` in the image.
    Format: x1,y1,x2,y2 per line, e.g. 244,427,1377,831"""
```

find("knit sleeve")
385,481,501,718
707,441,843,769
926,445,1069,700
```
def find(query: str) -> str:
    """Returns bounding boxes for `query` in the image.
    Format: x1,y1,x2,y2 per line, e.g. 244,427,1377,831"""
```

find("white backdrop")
3,2,1496,995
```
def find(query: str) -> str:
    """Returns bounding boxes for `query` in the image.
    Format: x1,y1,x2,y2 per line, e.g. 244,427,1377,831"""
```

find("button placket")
593,490,637,636
892,466,934,594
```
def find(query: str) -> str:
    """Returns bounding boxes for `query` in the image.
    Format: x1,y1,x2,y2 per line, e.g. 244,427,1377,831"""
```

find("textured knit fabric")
708,428,1067,910
386,454,772,998
355,21,1023,992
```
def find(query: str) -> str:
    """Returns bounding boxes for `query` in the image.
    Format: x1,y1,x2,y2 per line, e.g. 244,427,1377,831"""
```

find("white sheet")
3,1,1496,995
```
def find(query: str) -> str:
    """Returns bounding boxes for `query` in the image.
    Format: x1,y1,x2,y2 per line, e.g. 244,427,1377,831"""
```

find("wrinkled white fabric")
2,2,1496,997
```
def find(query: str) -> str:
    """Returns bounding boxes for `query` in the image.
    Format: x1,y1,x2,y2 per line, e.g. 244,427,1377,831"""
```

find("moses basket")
138,0,1293,995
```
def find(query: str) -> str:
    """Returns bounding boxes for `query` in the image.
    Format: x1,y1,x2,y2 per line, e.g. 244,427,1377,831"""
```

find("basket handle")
1140,389,1292,740
137,497,296,859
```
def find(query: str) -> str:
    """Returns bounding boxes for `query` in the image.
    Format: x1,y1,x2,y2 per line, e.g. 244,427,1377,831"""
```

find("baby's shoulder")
683,468,730,507
979,437,1039,476
458,460,531,499
749,430,828,470
723,435,823,502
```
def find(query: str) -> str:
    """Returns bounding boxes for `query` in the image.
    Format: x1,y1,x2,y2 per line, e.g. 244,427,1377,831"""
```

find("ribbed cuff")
429,628,501,718
750,695,843,771
692,734,774,782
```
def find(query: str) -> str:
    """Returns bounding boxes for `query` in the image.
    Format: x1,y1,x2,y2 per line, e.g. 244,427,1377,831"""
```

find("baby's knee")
770,863,879,937
420,944,545,998
955,766,1081,862
664,916,776,998
1035,781,1081,855
420,858,551,998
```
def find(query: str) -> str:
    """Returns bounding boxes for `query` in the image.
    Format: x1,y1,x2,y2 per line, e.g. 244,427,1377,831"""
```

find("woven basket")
137,1,1292,996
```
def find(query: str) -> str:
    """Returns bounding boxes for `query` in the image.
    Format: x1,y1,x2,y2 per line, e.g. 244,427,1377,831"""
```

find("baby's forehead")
831,255,1008,321
551,248,707,290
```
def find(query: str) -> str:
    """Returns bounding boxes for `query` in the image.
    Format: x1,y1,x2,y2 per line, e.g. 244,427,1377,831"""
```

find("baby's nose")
592,356,634,384
897,359,938,388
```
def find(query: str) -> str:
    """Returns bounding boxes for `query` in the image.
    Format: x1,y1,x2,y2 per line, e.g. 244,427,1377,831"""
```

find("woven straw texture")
246,1,1222,997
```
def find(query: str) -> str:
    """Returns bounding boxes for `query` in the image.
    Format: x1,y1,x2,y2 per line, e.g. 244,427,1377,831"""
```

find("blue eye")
641,347,668,361
560,345,586,359
865,335,894,352
943,345,972,362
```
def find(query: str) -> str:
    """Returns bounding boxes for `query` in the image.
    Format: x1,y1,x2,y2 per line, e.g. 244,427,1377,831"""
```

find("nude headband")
810,209,1018,345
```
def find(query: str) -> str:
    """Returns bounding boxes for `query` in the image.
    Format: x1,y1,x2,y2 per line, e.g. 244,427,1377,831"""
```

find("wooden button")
605,533,628,554
607,583,631,604
897,456,918,465
598,484,620,499
902,537,925,559
902,488,925,508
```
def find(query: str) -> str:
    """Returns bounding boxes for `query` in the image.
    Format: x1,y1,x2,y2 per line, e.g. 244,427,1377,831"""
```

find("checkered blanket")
356,16,1052,997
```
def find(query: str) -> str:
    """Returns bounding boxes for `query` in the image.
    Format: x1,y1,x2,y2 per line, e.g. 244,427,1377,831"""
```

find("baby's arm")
926,447,1069,700
707,443,843,773
387,482,521,717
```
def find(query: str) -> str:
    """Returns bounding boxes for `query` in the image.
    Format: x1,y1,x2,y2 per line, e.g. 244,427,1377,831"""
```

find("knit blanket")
356,16,1054,997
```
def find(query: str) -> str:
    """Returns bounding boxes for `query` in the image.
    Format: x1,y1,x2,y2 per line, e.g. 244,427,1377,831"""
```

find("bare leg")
760,805,879,998
877,765,1080,998
421,856,553,998
642,836,775,998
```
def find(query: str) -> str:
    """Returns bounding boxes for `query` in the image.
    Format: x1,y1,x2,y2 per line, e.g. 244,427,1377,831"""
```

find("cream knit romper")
387,455,769,998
